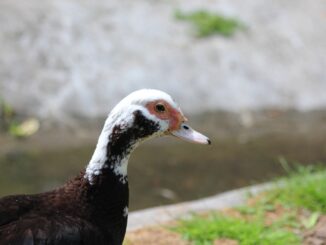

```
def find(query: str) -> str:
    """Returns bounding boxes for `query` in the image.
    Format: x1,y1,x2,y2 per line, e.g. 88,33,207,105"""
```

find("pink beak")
171,123,211,145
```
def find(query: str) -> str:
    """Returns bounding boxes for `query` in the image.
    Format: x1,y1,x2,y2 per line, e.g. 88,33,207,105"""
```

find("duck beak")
171,123,211,145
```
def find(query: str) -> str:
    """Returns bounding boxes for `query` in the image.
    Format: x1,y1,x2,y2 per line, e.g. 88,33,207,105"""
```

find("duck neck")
85,120,135,186
85,110,161,186
80,115,139,230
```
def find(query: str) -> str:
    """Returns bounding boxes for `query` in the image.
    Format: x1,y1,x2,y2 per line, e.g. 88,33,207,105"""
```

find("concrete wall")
0,0,325,122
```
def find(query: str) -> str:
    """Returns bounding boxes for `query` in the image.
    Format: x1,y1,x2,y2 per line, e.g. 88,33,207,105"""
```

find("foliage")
175,10,244,37
0,97,39,138
174,165,326,245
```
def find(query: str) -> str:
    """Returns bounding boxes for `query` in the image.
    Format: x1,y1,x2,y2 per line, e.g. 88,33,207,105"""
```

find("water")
1,111,325,211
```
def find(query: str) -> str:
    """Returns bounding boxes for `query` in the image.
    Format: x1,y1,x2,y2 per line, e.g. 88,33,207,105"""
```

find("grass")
265,165,326,212
175,10,244,37
175,213,299,245
174,165,326,245
0,96,14,130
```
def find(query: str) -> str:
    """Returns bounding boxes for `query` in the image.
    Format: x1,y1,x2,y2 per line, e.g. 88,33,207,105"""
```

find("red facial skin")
145,100,187,132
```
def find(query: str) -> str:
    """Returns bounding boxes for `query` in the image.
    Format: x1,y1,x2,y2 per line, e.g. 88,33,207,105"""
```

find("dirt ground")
125,226,239,245
125,227,189,245
304,216,326,245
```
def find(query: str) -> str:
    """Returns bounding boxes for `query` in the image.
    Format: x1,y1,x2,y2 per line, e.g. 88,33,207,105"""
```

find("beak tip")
207,139,211,145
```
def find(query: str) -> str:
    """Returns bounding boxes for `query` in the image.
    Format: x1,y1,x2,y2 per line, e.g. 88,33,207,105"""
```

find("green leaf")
9,118,40,138
302,212,320,229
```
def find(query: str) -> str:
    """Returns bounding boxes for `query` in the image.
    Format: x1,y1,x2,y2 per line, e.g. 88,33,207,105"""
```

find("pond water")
0,111,325,211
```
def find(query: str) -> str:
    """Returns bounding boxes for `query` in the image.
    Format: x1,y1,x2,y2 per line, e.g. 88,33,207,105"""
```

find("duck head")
85,89,210,184
108,89,211,145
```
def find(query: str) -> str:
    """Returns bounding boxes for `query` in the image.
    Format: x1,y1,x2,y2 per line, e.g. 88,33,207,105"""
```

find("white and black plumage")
0,89,210,245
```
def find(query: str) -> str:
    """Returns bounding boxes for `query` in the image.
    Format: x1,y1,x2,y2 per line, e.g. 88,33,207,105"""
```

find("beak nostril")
183,125,189,130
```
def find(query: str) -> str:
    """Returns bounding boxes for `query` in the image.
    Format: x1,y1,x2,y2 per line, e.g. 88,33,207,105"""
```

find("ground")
126,211,326,245
125,227,189,245
304,216,326,245
126,226,241,245
126,167,326,245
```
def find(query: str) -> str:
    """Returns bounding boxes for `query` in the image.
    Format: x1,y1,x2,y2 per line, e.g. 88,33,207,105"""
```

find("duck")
0,89,210,245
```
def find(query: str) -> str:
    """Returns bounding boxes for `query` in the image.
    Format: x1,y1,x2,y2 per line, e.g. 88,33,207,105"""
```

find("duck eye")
155,104,166,113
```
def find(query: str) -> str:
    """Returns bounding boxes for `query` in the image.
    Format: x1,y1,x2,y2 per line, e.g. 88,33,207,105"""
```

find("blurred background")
0,0,325,211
